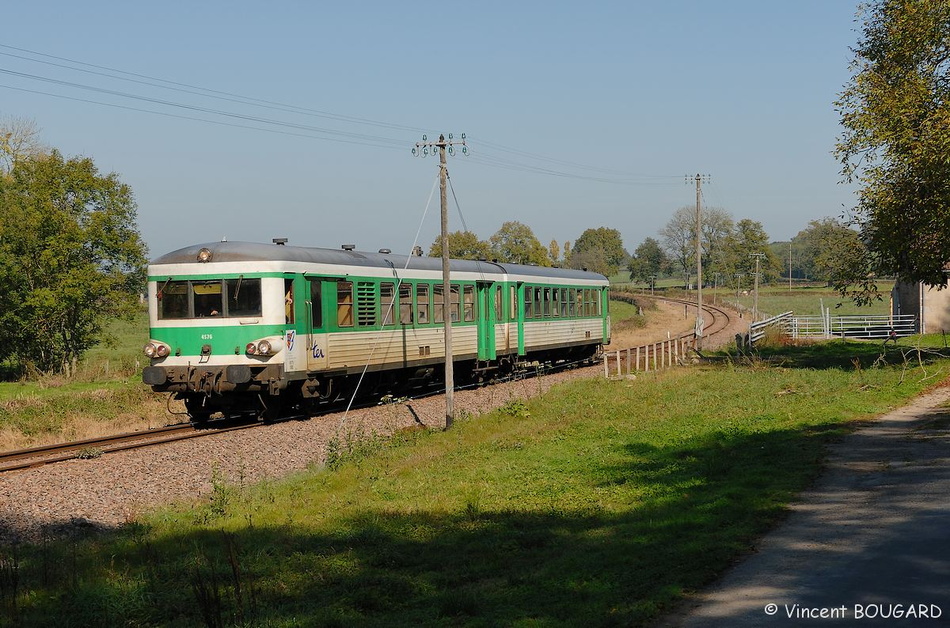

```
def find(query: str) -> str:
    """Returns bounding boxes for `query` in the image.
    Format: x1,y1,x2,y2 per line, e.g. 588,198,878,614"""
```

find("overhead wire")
0,43,686,186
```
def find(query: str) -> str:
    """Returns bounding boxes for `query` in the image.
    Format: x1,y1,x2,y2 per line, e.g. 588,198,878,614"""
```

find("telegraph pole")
750,253,765,322
413,133,467,428
687,174,710,347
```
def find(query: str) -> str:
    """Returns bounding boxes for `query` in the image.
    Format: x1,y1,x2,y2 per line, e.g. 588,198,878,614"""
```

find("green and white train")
142,240,610,420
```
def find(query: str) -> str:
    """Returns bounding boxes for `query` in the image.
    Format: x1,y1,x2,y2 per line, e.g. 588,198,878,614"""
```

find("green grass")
3,342,946,627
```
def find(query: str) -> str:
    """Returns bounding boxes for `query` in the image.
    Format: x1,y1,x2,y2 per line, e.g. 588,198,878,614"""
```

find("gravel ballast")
0,365,602,544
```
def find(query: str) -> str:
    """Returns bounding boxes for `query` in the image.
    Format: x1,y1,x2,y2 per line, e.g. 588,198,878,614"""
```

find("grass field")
3,339,947,626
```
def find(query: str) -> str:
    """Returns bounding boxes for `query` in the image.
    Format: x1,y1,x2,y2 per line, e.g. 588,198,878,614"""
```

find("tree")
0,115,46,175
792,218,868,286
570,227,627,276
724,219,781,283
628,237,668,285
0,150,148,374
489,221,550,266
548,239,560,265
428,230,492,260
836,0,950,299
659,207,732,287
660,207,695,287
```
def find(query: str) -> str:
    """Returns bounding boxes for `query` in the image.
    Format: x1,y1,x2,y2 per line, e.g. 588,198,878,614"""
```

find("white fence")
786,313,916,340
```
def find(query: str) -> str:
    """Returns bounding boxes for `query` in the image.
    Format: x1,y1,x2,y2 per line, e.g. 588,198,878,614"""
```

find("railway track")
0,420,261,473
2,298,734,474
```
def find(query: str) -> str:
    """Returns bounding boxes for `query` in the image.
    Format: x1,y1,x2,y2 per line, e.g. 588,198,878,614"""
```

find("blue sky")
1,1,861,258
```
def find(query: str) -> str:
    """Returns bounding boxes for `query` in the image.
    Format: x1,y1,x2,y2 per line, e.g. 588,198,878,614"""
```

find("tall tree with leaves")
428,230,492,260
628,237,668,285
836,0,950,300
570,227,627,277
0,150,148,374
489,221,550,266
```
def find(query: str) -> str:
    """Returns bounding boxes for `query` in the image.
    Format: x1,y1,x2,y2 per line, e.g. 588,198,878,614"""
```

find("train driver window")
226,277,262,317
193,281,223,317
157,281,189,319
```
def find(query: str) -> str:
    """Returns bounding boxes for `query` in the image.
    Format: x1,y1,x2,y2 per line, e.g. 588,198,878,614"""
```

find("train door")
476,281,496,360
284,275,310,374
517,282,526,355
305,277,329,371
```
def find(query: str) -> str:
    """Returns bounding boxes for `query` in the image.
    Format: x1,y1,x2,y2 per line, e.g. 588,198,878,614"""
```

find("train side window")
463,285,475,322
560,289,569,317
417,284,429,324
524,286,533,319
569,289,576,317
534,287,542,319
337,282,354,327
494,286,503,320
577,289,585,317
381,282,396,326
434,284,445,324
552,289,560,318
308,279,323,328
450,285,461,322
400,283,413,324
510,286,517,321
542,288,551,318
226,277,262,317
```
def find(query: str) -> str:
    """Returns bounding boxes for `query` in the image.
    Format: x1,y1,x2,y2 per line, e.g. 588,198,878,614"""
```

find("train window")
524,287,533,319
381,282,396,326
494,286,503,320
400,283,413,324
434,284,445,323
417,284,429,324
284,278,295,324
560,289,569,317
543,288,551,318
450,285,461,322
226,278,262,317
308,279,323,328
337,282,354,327
510,286,517,321
463,285,475,322
552,289,560,318
534,287,542,319
357,282,376,327
577,290,585,317
193,281,223,317
569,289,576,317
157,281,189,319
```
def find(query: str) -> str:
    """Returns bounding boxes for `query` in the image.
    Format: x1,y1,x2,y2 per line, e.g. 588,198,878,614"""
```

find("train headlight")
197,248,213,263
245,338,284,357
144,341,170,359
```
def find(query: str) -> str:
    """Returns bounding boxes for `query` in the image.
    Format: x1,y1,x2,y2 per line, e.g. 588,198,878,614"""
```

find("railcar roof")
151,241,607,282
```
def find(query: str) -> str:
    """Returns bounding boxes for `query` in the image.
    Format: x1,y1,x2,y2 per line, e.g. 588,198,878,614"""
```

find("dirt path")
665,384,950,626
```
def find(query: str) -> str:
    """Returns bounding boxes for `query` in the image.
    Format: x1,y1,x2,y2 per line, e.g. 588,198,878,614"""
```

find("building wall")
892,281,950,334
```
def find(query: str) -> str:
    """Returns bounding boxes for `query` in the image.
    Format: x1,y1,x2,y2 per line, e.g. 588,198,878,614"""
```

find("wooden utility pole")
413,133,467,428
750,252,765,322
688,174,710,347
